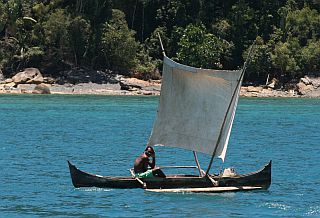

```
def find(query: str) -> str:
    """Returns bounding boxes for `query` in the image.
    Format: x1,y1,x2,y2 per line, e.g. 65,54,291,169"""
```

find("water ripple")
1,96,319,217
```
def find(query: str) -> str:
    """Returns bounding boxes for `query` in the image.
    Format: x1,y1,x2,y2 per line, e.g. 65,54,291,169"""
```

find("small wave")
264,202,292,211
205,192,236,198
306,206,320,216
79,187,111,192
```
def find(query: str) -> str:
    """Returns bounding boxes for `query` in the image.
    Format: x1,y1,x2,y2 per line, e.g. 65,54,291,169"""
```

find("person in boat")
134,146,166,178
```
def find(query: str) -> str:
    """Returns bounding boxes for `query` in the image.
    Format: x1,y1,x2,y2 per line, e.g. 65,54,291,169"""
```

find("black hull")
68,161,271,190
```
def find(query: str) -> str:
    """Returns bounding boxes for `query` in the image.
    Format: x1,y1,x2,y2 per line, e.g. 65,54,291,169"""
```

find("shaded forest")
0,0,319,84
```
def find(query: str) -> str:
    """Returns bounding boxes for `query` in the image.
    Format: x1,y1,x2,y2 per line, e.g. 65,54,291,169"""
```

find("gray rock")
12,68,44,84
119,81,141,91
32,83,51,94
4,82,16,90
43,77,56,84
300,77,311,85
297,82,313,95
5,78,13,83
309,77,320,88
267,78,280,89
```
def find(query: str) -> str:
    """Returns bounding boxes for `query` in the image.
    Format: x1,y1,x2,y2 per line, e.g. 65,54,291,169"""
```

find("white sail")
147,56,243,161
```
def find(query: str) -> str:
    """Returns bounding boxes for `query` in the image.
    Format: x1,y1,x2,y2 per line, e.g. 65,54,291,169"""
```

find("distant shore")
1,73,320,98
1,81,320,98
0,77,162,96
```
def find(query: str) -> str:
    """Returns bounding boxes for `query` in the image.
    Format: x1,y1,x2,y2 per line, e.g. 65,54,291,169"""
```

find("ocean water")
0,95,319,217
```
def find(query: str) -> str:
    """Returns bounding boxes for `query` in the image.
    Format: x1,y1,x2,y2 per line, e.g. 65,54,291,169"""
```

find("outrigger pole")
205,41,256,175
193,151,204,177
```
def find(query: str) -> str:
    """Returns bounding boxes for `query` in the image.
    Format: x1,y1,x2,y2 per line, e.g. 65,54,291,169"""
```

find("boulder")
247,86,263,92
267,78,280,89
43,76,56,84
300,76,311,85
119,77,161,93
119,77,142,91
309,77,320,88
12,68,44,84
4,82,16,90
32,83,51,94
297,82,313,95
5,78,13,83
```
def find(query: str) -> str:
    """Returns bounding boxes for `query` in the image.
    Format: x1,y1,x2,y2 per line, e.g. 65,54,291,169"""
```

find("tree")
43,9,71,64
0,2,7,35
144,27,169,61
299,40,320,74
286,6,320,46
271,38,301,78
101,9,139,71
69,16,91,66
244,36,273,84
227,0,257,68
176,23,232,69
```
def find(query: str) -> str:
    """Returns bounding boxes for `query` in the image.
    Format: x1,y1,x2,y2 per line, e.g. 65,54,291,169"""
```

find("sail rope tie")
207,174,219,187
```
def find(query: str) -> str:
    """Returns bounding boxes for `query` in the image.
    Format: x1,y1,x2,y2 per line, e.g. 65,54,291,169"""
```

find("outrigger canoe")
68,160,271,191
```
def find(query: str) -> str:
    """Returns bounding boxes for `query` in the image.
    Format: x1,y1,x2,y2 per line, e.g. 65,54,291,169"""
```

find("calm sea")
0,95,319,217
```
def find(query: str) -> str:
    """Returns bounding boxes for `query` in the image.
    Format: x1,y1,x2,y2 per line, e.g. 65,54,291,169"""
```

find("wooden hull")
68,160,271,190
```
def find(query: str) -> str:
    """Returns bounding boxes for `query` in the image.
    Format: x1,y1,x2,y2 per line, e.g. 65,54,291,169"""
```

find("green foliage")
132,45,160,80
23,46,45,65
245,37,273,83
43,9,71,62
176,23,232,69
0,37,20,72
101,9,139,71
144,27,168,60
0,0,319,83
43,9,70,47
69,16,91,65
32,3,49,21
228,0,257,67
286,6,320,45
212,19,232,39
299,40,320,74
0,2,7,33
271,38,301,76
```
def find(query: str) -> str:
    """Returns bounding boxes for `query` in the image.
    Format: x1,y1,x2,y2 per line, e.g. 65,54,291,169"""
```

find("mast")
205,42,256,175
157,32,166,56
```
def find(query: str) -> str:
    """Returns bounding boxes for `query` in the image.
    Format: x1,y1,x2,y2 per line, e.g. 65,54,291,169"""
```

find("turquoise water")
0,95,319,217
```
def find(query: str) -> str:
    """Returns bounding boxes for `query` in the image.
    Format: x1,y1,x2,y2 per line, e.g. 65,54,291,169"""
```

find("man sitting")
134,146,166,178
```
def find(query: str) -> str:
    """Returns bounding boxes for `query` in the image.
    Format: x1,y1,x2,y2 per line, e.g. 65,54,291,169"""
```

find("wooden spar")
193,151,203,177
129,169,146,188
158,166,198,169
205,41,256,175
145,186,263,193
157,32,166,56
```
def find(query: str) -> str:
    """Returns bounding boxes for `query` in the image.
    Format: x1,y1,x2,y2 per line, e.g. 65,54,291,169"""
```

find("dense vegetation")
0,0,319,84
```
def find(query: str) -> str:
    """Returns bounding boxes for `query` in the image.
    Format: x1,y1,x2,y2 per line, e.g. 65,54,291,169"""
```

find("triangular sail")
147,56,243,162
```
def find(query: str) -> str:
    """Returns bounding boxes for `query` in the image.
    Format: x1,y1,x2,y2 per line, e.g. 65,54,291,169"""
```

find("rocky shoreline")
1,68,320,98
